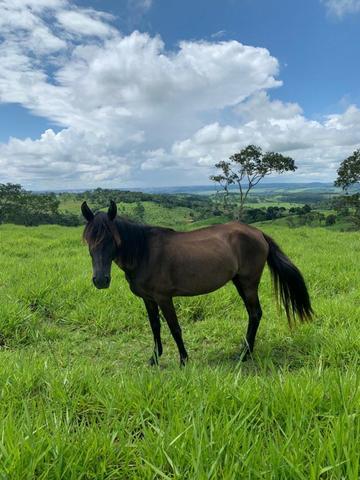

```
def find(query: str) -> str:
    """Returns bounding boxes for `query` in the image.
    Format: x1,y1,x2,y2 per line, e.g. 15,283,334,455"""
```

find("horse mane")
83,212,173,269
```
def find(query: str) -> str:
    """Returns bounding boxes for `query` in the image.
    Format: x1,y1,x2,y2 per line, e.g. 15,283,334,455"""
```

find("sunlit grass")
0,223,359,478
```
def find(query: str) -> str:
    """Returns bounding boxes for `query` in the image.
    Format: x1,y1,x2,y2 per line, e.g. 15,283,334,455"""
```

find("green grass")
0,223,359,478
60,198,194,228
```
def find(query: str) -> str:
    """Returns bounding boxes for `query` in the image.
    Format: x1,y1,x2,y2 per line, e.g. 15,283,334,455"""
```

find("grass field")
60,199,195,228
0,222,359,479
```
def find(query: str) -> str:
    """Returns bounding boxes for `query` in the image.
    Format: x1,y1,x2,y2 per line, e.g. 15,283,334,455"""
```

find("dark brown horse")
81,201,313,366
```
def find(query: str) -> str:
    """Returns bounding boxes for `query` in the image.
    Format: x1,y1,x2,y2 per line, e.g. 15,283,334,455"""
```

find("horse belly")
169,250,237,296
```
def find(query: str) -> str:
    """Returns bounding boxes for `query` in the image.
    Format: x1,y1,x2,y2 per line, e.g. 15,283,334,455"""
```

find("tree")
0,183,79,226
334,149,360,190
210,145,297,219
0,183,24,222
289,205,312,216
133,202,145,222
325,214,336,226
335,150,360,228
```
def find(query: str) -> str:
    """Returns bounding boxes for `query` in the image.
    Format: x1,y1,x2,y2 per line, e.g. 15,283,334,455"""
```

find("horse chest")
125,272,146,297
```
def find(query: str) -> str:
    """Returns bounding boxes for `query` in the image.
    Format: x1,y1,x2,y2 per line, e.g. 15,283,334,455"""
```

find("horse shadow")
205,334,322,374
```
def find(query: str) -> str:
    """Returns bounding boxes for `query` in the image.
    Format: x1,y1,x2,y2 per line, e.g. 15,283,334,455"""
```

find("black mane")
115,217,153,268
84,213,173,269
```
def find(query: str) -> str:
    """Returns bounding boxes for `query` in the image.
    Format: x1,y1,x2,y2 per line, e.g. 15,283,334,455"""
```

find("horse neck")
114,218,150,273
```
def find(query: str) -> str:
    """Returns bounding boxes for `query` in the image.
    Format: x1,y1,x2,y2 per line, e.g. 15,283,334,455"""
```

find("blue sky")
128,0,360,114
0,0,360,189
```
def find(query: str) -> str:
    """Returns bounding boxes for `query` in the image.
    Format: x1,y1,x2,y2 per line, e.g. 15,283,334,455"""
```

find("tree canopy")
334,149,360,190
0,183,78,226
210,145,296,219
334,150,360,229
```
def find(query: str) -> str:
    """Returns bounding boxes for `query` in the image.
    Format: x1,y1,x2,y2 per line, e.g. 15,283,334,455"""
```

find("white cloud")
0,0,359,188
0,2,67,54
56,9,116,37
0,129,130,186
322,0,360,17
211,30,227,39
134,0,153,11
171,93,360,181
234,91,302,121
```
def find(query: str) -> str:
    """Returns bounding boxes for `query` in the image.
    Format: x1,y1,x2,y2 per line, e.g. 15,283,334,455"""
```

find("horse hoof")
180,356,188,367
148,356,158,366
239,346,251,362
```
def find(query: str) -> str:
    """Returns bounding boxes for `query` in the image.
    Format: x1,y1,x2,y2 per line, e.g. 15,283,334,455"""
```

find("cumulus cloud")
322,0,360,17
0,129,130,185
0,0,360,188
171,93,360,181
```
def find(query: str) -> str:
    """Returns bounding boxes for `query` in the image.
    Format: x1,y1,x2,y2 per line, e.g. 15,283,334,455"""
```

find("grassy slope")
0,223,359,479
60,199,194,228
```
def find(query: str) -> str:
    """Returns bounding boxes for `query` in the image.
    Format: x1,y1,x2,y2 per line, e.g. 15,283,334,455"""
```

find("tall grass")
0,223,359,478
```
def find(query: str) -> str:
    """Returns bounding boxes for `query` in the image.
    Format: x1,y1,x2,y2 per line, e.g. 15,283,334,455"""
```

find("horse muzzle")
92,275,110,289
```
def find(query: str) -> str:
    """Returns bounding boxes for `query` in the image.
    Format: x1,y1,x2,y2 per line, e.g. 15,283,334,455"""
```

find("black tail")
263,234,313,325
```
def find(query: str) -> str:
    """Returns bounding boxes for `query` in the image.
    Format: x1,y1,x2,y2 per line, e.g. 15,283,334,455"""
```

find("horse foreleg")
158,297,188,367
144,299,162,366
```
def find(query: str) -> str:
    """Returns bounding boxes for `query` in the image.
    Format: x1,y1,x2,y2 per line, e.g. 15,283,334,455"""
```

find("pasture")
0,223,359,478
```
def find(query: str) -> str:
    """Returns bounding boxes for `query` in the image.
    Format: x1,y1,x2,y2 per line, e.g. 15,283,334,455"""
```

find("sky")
0,0,360,190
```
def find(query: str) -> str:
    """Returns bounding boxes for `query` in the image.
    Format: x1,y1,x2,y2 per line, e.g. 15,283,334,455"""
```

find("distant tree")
296,211,325,227
289,204,312,216
325,214,336,226
335,150,360,228
242,208,267,223
0,183,24,222
265,206,287,220
334,193,360,229
0,182,78,226
133,202,145,222
335,149,360,190
210,145,297,219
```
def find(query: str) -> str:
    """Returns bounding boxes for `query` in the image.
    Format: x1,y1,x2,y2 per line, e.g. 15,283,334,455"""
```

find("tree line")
0,184,80,226
0,146,359,228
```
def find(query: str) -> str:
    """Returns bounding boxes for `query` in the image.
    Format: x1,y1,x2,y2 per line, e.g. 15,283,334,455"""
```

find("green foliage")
334,151,360,229
335,149,360,190
333,194,360,229
289,204,312,215
0,223,359,477
242,206,287,223
325,214,337,226
79,188,210,211
210,145,296,219
133,201,145,222
0,183,80,226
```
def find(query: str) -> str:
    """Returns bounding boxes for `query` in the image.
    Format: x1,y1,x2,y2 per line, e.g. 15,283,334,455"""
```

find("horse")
81,200,313,366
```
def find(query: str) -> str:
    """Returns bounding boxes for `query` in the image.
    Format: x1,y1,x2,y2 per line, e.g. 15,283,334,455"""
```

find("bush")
325,214,336,226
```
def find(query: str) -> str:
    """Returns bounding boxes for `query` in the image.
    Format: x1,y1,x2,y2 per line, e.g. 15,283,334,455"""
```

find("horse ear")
81,201,94,222
108,200,117,221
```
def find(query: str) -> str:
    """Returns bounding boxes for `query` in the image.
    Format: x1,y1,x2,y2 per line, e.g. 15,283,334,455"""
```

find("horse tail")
263,233,313,325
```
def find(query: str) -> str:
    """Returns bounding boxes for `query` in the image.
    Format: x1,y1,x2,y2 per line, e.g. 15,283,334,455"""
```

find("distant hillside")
36,182,357,195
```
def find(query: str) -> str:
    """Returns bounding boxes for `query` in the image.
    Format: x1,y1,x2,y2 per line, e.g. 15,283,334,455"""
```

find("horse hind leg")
232,275,262,360
144,299,163,366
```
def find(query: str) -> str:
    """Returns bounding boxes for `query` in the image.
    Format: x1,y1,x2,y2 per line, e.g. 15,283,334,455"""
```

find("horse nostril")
105,276,110,284
92,276,97,286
